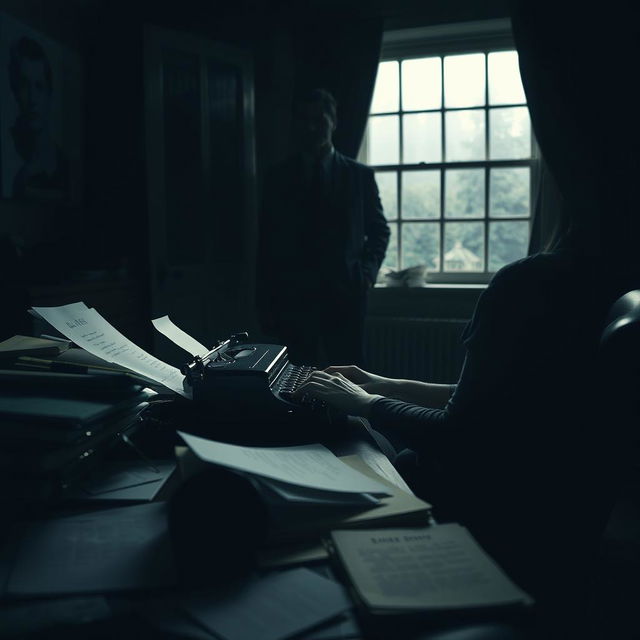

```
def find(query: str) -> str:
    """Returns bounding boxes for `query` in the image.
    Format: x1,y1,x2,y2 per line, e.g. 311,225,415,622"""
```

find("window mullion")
484,52,490,274
439,55,445,274
398,60,404,270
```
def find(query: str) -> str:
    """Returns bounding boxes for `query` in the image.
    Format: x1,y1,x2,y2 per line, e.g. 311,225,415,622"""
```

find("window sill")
369,283,484,319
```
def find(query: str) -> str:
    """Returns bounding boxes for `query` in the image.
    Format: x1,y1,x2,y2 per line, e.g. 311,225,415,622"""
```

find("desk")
0,417,531,640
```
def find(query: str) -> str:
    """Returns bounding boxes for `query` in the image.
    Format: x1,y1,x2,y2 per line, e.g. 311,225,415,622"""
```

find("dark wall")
0,0,510,336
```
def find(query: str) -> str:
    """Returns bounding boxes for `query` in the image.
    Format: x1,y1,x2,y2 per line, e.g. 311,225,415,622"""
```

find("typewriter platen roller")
181,332,330,425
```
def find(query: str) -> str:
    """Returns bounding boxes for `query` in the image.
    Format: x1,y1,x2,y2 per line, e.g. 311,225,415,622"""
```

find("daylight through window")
361,49,533,282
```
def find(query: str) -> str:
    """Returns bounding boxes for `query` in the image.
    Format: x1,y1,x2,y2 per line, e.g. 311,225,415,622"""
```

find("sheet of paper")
181,568,352,640
31,303,187,396
331,523,533,611
178,432,391,496
3,502,176,596
81,461,175,495
67,461,176,502
258,477,380,506
151,315,209,357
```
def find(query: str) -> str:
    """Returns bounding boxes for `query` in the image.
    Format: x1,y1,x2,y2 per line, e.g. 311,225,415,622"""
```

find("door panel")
144,26,255,366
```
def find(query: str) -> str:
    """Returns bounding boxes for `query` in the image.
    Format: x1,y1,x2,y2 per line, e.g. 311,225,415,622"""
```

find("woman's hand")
292,370,383,417
323,365,392,397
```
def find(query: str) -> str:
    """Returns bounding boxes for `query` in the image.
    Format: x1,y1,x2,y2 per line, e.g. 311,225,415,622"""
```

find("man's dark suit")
256,149,390,367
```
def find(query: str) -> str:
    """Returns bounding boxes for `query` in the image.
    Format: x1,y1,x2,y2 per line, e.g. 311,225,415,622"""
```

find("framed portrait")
0,12,83,203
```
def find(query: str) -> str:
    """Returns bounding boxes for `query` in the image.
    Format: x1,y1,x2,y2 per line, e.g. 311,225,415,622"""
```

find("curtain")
511,1,640,272
291,13,384,159
527,154,564,254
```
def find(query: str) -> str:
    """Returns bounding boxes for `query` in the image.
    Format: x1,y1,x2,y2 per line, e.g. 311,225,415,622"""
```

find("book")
0,335,70,359
327,523,533,617
0,402,149,473
0,387,156,433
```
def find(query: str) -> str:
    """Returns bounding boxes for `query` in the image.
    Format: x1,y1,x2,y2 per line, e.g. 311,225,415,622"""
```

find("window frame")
362,19,539,285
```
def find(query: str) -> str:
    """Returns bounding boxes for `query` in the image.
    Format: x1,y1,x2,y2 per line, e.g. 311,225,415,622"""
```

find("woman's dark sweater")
369,252,622,605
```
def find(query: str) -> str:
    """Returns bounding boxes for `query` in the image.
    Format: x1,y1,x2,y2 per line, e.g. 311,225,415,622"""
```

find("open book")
327,524,533,616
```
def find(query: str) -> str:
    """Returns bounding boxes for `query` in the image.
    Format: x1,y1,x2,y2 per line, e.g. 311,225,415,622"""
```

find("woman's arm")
324,365,454,409
376,379,455,409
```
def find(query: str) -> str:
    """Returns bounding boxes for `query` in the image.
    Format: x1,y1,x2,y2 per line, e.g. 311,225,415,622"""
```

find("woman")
293,243,627,632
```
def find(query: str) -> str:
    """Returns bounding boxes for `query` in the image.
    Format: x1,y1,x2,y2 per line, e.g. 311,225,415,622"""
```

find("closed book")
0,402,150,473
0,335,70,360
327,524,533,618
0,388,156,432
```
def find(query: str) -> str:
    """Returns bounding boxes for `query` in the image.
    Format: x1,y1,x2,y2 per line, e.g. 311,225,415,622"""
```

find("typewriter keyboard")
278,364,316,403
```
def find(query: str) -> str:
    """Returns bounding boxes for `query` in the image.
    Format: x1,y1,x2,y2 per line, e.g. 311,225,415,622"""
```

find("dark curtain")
527,154,564,254
511,2,640,272
291,13,383,159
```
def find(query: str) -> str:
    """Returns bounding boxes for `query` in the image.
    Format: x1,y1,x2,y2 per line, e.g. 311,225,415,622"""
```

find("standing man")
256,88,389,367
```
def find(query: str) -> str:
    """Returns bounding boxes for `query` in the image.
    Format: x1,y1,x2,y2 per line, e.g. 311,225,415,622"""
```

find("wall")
0,0,509,345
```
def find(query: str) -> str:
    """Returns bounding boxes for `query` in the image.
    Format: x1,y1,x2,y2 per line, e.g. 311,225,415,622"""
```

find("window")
360,21,535,283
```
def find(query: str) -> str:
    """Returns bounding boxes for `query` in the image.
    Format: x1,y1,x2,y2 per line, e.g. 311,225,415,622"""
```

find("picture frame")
0,11,83,204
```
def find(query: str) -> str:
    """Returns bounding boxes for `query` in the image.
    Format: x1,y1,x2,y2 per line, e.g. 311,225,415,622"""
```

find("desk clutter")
0,301,336,505
0,428,533,639
0,304,533,638
0,359,160,504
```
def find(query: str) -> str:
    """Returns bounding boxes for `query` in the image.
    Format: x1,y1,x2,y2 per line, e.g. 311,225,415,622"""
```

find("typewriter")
181,333,332,428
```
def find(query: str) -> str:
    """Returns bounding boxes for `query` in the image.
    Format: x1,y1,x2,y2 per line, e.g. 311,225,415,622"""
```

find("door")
144,25,256,365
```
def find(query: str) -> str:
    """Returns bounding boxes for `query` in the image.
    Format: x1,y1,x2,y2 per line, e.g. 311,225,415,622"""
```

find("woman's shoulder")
489,251,583,291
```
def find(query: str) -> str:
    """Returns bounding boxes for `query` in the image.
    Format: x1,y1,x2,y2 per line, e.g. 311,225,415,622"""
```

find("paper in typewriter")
31,302,187,396
151,315,209,357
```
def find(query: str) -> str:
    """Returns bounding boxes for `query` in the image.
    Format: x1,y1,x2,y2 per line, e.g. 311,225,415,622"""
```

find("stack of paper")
178,432,432,543
178,431,391,502
30,302,187,396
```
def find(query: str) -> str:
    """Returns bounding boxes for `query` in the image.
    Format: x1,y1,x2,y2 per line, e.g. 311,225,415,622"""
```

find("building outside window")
360,20,535,284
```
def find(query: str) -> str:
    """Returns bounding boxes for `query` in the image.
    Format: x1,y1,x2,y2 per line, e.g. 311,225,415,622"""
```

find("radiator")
364,317,469,384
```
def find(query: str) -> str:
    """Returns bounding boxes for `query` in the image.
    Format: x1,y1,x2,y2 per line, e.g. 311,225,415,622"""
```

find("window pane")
401,57,442,110
445,169,484,218
445,110,485,161
382,223,398,270
444,53,485,108
489,107,530,159
489,168,529,218
369,115,399,165
375,171,398,219
402,170,440,219
488,51,525,105
444,222,484,272
403,113,442,164
489,221,529,271
371,61,399,113
402,222,440,271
